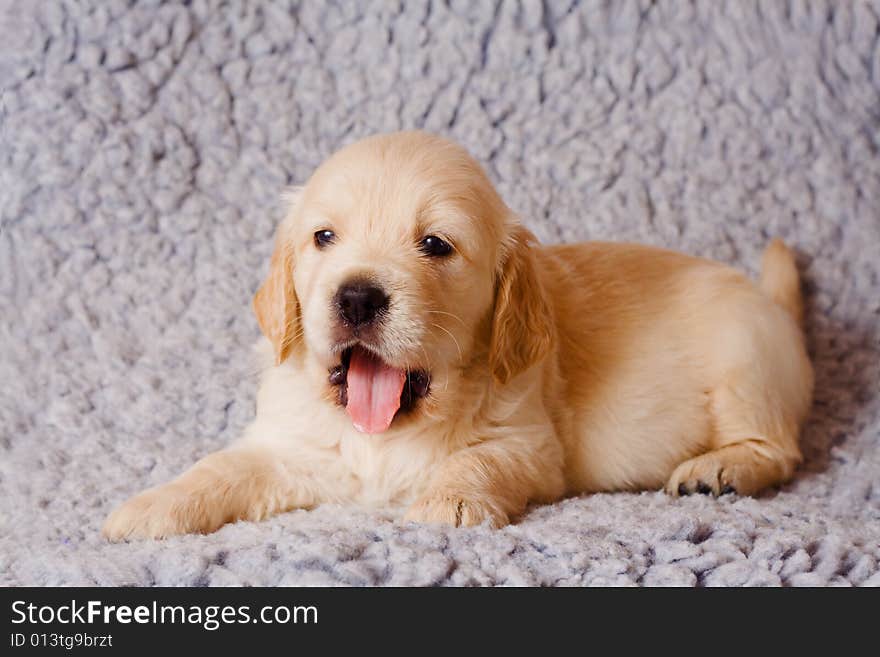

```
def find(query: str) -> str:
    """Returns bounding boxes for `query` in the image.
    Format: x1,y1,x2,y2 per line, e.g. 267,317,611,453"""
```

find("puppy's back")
534,241,810,492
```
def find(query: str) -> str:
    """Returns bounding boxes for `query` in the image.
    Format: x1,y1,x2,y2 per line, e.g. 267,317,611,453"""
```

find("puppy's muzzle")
335,279,389,328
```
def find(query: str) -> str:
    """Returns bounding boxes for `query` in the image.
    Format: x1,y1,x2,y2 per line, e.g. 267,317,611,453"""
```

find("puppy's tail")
760,239,803,329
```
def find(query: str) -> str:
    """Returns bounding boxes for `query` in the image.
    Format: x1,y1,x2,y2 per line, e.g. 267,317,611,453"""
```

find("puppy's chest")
337,430,450,505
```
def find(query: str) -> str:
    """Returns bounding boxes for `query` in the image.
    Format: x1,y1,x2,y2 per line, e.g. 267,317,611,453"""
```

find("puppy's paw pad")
667,459,718,497
405,493,507,528
666,455,743,498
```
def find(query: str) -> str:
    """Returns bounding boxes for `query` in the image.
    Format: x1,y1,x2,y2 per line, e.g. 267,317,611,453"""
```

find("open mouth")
329,345,430,435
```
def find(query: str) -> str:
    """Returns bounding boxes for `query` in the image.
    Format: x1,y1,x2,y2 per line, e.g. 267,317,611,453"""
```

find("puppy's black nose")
336,280,389,327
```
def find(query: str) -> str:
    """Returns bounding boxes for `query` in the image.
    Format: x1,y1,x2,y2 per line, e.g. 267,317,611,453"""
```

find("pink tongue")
345,347,407,434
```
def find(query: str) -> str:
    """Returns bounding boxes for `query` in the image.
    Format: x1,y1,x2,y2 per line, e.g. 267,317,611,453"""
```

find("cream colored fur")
103,132,813,539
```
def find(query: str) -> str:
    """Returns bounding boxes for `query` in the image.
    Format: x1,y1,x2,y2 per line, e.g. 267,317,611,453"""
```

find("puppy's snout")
335,279,389,327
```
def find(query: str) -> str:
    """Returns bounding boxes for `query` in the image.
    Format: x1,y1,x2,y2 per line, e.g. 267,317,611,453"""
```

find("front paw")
103,485,206,541
405,491,508,528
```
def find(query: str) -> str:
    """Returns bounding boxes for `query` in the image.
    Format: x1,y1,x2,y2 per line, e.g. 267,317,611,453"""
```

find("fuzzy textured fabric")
1,0,879,587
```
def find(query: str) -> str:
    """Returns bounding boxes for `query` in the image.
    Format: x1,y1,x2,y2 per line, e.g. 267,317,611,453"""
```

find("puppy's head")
254,131,552,434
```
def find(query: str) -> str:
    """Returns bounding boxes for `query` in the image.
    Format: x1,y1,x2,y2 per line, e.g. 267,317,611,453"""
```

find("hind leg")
666,440,798,496
666,367,808,497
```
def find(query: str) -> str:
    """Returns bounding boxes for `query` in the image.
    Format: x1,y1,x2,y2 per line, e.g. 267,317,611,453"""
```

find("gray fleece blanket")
1,0,878,587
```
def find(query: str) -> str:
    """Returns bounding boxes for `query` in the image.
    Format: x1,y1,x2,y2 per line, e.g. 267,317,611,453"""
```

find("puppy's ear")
489,224,554,385
253,189,303,365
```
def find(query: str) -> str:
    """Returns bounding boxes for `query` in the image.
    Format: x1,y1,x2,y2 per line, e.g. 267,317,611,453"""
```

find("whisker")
418,344,431,370
404,355,413,401
430,322,463,363
426,310,467,328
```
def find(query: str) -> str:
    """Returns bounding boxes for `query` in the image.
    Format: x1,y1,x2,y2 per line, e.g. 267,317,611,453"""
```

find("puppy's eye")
314,230,336,249
419,235,453,257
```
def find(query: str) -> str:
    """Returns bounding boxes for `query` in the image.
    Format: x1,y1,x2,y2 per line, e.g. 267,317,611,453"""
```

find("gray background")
1,0,878,585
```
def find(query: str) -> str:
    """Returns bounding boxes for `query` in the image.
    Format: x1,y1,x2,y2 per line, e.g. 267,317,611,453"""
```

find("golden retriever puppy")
103,131,813,539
